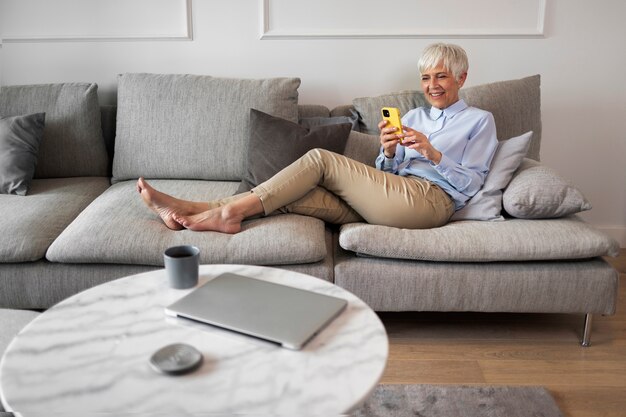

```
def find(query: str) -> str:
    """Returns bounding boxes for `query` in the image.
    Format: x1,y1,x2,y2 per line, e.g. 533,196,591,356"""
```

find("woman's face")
420,63,467,109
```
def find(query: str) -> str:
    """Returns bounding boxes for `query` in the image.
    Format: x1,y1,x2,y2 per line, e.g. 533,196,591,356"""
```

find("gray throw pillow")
0,113,45,195
451,131,533,222
503,158,592,219
236,109,352,193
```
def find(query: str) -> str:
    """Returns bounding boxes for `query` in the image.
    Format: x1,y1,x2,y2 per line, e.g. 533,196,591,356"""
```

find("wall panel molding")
1,0,193,43
261,0,546,39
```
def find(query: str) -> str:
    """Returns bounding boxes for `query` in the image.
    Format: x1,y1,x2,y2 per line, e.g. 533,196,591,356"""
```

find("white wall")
1,0,625,246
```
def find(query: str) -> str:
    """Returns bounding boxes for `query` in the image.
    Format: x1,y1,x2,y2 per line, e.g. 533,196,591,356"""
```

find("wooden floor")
378,249,626,417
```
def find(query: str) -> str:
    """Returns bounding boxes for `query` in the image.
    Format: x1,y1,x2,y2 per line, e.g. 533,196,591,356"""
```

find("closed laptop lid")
165,273,348,350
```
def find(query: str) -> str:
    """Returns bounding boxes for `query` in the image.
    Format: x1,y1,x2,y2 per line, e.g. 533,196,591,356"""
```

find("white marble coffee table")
0,264,388,415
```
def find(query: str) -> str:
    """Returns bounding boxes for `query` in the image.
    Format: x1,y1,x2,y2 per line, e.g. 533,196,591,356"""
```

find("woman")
137,43,498,233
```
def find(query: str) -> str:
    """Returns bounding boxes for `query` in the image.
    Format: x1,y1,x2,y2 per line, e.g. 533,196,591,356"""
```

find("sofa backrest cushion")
343,130,380,166
352,75,542,161
353,90,429,136
461,75,541,161
112,74,301,183
0,83,109,178
298,104,330,119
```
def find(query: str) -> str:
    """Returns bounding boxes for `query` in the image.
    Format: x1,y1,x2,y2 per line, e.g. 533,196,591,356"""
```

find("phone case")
381,107,403,142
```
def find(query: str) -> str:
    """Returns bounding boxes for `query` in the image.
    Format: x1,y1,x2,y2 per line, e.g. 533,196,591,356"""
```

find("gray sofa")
0,73,620,345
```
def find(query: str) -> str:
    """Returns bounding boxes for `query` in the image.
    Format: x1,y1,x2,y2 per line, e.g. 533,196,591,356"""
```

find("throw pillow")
503,158,592,219
451,131,533,222
0,113,46,195
236,109,352,193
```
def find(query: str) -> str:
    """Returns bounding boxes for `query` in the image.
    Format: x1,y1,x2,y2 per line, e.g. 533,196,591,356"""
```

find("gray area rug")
353,384,563,417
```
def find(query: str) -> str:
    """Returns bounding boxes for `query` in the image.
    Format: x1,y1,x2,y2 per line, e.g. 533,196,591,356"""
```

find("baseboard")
595,226,626,248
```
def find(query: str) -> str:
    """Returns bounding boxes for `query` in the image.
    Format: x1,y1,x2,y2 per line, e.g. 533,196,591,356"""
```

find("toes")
138,177,152,194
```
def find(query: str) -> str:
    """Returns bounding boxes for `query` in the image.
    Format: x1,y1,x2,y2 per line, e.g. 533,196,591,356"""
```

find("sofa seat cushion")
0,177,111,262
46,180,328,266
338,216,620,262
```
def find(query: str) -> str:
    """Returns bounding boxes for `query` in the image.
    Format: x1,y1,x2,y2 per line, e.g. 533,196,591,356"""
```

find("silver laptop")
165,273,348,350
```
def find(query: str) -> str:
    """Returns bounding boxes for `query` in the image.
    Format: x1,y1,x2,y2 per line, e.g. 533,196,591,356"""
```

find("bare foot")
136,177,207,230
174,206,244,234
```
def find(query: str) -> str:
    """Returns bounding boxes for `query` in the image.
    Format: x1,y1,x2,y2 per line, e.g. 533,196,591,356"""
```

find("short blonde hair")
418,43,468,81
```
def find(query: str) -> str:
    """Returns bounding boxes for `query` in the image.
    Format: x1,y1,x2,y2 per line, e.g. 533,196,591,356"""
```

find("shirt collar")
429,99,467,120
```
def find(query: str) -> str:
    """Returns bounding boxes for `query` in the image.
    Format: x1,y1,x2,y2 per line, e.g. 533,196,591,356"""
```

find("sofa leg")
581,313,593,347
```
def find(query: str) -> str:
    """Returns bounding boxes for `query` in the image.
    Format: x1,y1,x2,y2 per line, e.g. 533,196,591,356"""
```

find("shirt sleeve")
375,144,405,173
432,113,498,197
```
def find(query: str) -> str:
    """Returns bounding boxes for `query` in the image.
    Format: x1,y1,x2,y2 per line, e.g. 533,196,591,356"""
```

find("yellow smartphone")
381,107,403,142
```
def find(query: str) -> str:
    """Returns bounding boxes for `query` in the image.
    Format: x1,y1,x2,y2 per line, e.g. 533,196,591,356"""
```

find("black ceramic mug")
163,245,200,289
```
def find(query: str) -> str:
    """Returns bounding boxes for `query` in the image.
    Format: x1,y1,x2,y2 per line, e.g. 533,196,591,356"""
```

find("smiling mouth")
430,92,444,98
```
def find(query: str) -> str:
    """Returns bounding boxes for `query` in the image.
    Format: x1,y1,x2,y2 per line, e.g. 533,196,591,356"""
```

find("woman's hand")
378,120,403,158
401,126,442,164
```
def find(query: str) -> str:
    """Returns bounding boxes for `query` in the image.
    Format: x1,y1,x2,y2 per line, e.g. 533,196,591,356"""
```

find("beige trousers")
246,149,454,229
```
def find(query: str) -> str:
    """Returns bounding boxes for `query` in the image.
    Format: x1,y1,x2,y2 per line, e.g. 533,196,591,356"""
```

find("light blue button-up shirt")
375,99,498,210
